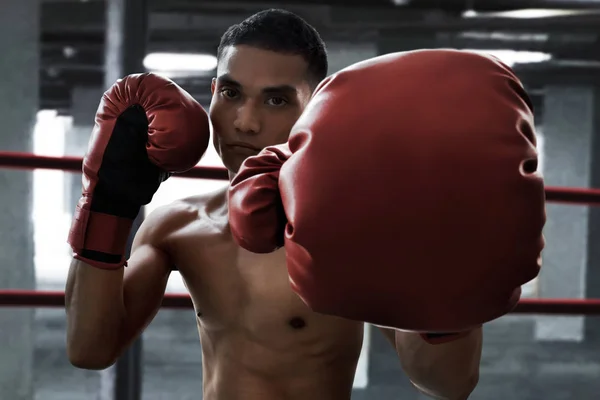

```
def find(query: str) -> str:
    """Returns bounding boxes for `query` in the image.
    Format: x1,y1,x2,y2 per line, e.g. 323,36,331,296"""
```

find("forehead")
217,45,310,90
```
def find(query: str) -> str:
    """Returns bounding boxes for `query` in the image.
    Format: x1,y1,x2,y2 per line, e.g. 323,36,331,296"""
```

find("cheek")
209,101,229,135
273,110,303,140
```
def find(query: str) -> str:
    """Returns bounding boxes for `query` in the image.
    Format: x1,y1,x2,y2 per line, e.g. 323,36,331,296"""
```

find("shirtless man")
65,9,483,400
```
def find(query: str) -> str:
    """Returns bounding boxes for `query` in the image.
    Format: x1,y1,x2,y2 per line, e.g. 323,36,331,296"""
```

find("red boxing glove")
68,73,210,269
228,143,291,253
229,49,545,333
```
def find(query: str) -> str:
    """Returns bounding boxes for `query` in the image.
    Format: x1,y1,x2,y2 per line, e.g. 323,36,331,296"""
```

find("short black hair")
217,9,328,87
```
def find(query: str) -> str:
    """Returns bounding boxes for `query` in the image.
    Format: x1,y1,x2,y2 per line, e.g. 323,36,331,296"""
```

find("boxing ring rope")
1,149,600,315
0,151,229,180
2,289,600,315
2,151,600,204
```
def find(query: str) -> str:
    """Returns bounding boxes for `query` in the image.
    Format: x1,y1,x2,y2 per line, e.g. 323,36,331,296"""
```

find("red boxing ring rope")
1,151,600,205
0,151,229,180
1,150,600,315
1,290,600,315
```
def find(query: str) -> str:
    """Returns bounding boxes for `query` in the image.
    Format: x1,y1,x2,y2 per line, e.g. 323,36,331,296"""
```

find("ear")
211,78,216,95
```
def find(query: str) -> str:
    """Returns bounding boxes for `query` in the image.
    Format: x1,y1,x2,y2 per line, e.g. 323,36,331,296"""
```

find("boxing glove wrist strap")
69,204,135,269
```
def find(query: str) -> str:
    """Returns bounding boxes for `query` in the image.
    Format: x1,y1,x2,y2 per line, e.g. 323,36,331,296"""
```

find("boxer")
65,9,482,400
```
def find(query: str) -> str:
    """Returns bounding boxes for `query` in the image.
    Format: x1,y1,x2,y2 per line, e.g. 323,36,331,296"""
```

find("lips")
226,141,261,152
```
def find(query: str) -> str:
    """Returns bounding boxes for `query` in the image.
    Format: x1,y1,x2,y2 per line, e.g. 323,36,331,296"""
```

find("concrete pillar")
100,0,149,399
104,0,148,88
0,0,39,398
535,86,596,342
585,87,600,340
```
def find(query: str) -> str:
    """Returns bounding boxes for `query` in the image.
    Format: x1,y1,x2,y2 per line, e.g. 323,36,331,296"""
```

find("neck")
228,170,237,182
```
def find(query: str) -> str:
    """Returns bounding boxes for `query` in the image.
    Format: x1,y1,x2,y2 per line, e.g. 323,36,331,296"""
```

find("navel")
288,317,306,330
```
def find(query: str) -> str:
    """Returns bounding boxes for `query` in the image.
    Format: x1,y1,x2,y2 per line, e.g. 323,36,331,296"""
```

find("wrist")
81,210,134,258
68,203,135,269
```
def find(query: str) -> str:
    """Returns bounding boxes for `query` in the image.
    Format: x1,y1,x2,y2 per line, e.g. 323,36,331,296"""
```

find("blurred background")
1,0,600,399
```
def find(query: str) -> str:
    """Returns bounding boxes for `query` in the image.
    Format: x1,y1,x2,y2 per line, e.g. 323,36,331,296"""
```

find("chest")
175,234,313,332
172,225,365,360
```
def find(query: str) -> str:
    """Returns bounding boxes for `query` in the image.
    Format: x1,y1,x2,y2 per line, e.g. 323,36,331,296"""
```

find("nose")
233,102,260,135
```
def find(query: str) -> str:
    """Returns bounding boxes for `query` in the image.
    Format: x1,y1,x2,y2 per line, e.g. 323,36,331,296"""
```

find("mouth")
225,141,261,152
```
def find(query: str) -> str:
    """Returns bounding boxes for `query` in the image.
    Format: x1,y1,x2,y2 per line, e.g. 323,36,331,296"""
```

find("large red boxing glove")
228,49,546,333
68,73,209,269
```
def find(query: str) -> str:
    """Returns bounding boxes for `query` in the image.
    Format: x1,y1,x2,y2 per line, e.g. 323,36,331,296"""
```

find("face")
209,45,314,174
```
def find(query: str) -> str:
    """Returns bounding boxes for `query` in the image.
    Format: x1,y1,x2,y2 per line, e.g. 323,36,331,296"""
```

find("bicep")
116,201,197,350
118,227,173,348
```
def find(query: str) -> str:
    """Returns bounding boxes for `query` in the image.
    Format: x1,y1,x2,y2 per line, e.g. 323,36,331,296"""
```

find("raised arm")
380,327,482,400
65,203,193,369
63,73,209,369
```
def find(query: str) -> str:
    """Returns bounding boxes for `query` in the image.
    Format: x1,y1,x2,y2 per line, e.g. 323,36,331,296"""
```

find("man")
65,9,482,400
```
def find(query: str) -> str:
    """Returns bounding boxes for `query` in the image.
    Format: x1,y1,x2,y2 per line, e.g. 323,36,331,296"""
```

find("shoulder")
134,200,198,247
137,185,229,245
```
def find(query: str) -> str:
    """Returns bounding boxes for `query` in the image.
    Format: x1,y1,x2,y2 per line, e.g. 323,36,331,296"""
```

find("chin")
221,156,242,175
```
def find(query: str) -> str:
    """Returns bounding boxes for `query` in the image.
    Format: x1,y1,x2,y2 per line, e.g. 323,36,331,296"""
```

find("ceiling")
40,0,600,116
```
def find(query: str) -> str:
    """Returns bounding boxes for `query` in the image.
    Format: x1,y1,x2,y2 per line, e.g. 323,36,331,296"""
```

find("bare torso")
162,186,364,400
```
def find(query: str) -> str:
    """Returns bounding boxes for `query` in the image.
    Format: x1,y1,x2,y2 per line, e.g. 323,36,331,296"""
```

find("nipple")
288,317,306,330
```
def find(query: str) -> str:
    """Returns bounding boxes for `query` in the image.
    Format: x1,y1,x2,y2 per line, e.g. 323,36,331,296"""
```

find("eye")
219,88,239,99
266,97,288,107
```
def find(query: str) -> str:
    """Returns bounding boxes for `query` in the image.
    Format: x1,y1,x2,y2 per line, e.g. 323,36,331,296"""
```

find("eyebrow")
217,74,297,95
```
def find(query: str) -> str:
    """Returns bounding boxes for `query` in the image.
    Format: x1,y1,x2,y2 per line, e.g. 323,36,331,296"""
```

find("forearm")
394,328,483,400
65,258,127,368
